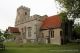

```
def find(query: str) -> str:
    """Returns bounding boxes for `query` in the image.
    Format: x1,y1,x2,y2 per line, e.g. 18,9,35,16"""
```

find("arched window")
51,30,54,38
49,29,54,38
25,12,27,15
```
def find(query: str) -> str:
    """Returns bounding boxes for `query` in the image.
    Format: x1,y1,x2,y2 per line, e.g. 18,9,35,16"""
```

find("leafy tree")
58,12,68,22
56,0,80,39
73,26,80,39
3,31,14,39
0,30,3,36
4,33,10,39
55,0,80,19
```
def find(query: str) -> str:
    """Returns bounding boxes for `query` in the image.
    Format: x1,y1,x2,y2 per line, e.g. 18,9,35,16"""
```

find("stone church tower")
14,6,63,45
15,6,30,26
15,6,31,43
15,6,45,43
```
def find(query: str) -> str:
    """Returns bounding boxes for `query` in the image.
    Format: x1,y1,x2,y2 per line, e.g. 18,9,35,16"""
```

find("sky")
0,0,60,30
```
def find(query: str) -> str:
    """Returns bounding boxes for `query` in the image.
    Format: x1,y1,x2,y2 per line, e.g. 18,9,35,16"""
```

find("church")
6,6,73,45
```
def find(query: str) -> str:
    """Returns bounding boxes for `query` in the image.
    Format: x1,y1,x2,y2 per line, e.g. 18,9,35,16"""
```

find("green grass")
0,42,80,53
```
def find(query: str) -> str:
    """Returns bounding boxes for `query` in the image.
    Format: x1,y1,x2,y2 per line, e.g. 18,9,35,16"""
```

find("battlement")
17,5,30,12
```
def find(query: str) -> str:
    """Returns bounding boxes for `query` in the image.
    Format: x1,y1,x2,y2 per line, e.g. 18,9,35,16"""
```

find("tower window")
25,12,27,15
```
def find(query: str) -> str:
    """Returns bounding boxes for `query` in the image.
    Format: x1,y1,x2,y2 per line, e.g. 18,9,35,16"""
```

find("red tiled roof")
8,27,20,33
41,15,62,29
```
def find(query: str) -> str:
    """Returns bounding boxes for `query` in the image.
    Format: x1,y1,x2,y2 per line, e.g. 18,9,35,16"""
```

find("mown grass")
0,42,80,53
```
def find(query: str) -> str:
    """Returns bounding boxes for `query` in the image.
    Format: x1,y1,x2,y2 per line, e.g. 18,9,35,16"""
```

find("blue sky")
0,0,60,30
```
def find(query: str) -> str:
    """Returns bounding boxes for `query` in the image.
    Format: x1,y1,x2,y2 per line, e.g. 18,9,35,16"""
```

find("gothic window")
51,30,54,38
49,29,54,38
28,27,32,37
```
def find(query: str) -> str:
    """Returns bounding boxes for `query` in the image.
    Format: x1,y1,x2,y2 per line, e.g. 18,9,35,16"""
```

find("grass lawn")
0,42,80,53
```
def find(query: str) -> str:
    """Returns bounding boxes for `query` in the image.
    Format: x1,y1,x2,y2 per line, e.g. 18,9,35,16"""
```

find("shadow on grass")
0,49,7,53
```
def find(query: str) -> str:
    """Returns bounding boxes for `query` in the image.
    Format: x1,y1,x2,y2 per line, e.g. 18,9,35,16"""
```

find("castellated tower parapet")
15,6,30,26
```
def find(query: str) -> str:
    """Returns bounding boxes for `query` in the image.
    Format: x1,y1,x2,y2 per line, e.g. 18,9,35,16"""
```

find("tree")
3,31,13,39
55,0,80,19
73,26,80,39
4,33,10,39
58,12,68,22
55,0,80,40
0,30,3,36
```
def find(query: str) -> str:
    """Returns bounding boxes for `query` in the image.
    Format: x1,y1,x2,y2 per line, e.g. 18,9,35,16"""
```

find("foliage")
56,0,80,39
58,12,68,22
4,33,11,39
56,0,80,19
73,26,80,38
0,30,3,36
4,31,15,39
74,26,80,34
